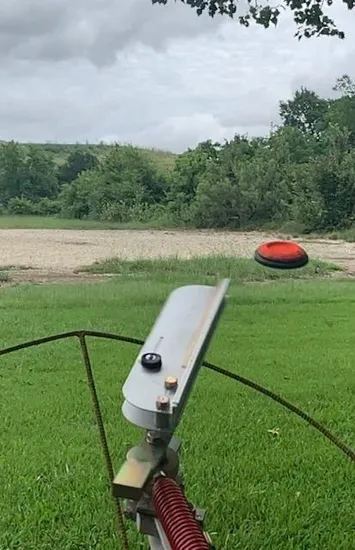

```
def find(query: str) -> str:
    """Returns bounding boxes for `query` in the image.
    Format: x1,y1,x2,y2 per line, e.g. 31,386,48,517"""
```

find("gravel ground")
0,228,354,283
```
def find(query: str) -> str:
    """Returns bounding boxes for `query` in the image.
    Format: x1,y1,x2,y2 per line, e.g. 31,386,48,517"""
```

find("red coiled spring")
153,476,209,550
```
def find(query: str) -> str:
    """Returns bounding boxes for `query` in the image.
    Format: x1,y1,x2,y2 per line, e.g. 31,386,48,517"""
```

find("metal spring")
153,476,209,550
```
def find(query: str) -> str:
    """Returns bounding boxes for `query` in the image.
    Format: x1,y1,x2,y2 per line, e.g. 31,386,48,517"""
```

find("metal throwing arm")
113,280,230,549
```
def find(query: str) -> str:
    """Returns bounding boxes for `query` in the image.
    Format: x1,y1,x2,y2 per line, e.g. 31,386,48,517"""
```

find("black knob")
141,352,162,371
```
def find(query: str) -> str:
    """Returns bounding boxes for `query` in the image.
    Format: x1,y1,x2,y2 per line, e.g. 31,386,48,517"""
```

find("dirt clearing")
1,229,355,284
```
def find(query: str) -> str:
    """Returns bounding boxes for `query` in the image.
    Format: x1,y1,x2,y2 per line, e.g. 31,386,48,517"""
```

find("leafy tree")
314,124,355,228
279,88,329,135
322,121,352,158
187,135,262,227
59,149,99,184
24,146,58,201
0,143,58,205
327,77,355,146
288,162,325,230
58,170,101,219
0,142,27,205
238,156,291,226
96,145,166,208
190,137,291,228
167,140,221,220
268,125,322,163
58,145,167,222
313,158,354,229
324,95,355,146
333,74,355,97
152,0,353,39
192,176,241,228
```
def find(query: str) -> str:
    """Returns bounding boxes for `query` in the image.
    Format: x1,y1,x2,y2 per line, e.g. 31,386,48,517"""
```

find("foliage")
279,88,329,135
58,145,168,222
59,170,99,219
58,149,99,184
0,143,58,206
1,74,355,233
166,140,221,223
152,0,354,39
333,74,355,97
7,197,37,216
7,197,61,216
0,142,28,205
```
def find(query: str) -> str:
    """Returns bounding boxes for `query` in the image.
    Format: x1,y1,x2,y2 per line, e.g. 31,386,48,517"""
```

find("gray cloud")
0,0,65,36
0,1,354,151
0,0,223,67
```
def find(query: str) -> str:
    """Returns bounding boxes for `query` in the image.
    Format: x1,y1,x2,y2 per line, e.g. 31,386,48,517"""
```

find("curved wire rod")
0,330,354,462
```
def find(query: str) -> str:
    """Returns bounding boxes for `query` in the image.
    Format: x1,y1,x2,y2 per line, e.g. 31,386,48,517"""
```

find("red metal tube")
152,476,209,550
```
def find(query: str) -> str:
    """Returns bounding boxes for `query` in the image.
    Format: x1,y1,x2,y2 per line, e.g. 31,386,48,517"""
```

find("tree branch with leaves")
152,0,354,39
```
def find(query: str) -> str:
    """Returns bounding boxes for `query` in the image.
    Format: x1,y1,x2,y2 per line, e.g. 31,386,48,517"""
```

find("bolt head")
156,395,170,410
164,376,178,390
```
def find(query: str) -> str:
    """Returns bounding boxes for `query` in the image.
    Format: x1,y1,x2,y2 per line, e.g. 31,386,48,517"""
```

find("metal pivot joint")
114,432,213,549
113,280,229,549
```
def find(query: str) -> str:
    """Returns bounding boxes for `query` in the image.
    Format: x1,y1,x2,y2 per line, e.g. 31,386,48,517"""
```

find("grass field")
83,255,339,280
0,263,354,549
18,142,177,172
3,214,355,244
0,215,178,230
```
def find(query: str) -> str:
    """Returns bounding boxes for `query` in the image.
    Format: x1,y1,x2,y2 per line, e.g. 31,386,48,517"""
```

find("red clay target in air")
255,240,309,269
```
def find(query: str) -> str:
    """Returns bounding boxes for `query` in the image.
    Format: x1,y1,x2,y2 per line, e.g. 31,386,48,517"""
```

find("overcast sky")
0,0,354,153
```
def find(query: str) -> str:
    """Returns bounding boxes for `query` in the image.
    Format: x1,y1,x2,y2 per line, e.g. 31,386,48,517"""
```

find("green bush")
7,197,37,215
36,198,61,216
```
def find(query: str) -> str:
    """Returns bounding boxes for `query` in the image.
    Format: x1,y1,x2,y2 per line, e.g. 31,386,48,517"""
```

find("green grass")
327,227,355,242
289,225,355,243
82,255,340,281
17,142,177,172
0,215,179,230
0,270,10,282
0,272,354,550
3,212,355,240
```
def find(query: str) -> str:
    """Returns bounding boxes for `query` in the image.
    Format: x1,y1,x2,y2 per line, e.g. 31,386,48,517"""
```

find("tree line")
2,73,355,233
